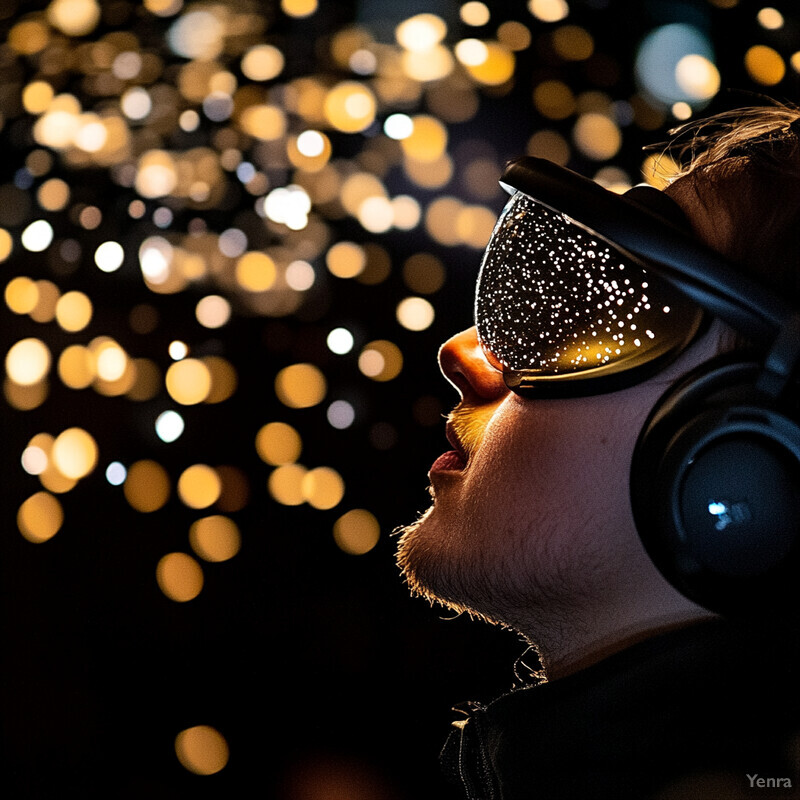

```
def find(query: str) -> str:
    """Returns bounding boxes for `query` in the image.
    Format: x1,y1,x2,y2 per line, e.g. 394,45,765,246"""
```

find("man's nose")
438,327,508,402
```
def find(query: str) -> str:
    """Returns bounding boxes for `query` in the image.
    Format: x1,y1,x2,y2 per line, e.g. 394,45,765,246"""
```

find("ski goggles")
475,157,793,397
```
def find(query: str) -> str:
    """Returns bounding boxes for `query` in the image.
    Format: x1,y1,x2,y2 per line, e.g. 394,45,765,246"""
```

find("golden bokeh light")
47,0,102,37
744,45,785,85
533,80,577,120
551,25,594,61
498,20,532,51
241,44,285,82
529,0,570,23
135,149,178,199
326,241,366,279
195,295,231,329
8,20,50,55
527,129,571,165
358,340,403,382
282,0,318,18
175,725,229,775
238,105,287,141
52,427,98,480
6,338,51,386
5,277,39,315
675,54,721,101
235,251,277,292
57,345,95,390
189,515,242,562
55,290,93,332
396,297,435,331
268,463,308,506
457,205,496,249
460,2,491,26
302,466,345,510
396,14,447,51
333,508,380,555
757,7,784,30
256,422,302,466
274,363,327,408
124,459,171,513
177,464,222,509
462,42,515,85
22,80,55,114
400,115,448,162
401,45,455,82
572,113,622,160
94,340,128,382
425,196,463,246
165,358,212,405
17,491,64,544
156,552,204,602
323,81,377,133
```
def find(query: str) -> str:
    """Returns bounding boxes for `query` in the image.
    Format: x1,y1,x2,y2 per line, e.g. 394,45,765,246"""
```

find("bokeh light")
333,509,380,555
156,410,185,443
17,491,64,543
189,516,241,562
274,364,326,408
166,359,212,405
6,338,51,386
635,24,718,108
174,725,229,775
51,428,98,480
302,466,345,510
177,464,222,509
124,460,171,513
156,552,204,602
256,422,302,465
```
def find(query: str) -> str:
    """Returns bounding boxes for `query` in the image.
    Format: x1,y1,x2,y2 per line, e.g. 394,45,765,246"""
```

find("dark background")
0,1,796,797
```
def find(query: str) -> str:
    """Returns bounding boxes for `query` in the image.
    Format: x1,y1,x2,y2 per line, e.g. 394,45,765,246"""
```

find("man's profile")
396,101,800,799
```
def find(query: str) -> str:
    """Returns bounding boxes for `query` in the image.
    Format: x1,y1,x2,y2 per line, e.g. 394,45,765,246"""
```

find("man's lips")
430,421,469,473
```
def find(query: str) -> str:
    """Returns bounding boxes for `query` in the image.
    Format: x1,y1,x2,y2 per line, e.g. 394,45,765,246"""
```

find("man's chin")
394,506,494,622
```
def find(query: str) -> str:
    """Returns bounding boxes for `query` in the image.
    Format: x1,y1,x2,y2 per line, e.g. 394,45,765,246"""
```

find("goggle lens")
475,191,704,394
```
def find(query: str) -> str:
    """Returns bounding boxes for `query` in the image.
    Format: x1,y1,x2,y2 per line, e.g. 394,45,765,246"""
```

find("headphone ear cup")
631,360,800,615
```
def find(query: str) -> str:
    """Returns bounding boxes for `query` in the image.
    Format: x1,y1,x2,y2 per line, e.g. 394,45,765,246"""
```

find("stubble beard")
394,495,525,629
394,484,605,644
396,501,482,621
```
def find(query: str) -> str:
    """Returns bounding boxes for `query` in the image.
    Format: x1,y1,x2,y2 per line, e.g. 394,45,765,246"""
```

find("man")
396,104,800,799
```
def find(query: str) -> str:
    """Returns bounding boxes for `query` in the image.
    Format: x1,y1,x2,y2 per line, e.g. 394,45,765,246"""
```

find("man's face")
396,324,720,644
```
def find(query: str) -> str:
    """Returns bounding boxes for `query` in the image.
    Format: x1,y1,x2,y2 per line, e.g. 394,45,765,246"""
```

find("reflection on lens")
475,191,700,384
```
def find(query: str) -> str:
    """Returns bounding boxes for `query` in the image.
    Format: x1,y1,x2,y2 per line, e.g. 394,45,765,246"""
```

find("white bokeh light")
155,410,185,443
327,327,354,354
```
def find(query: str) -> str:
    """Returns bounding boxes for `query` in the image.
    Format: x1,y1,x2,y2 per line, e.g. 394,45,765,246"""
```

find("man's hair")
656,99,800,303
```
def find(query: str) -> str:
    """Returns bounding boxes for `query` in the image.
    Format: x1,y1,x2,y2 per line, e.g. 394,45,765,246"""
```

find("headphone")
630,352,800,615
503,157,800,616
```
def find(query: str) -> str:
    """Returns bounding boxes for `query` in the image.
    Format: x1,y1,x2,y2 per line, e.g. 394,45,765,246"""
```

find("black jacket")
441,619,800,799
